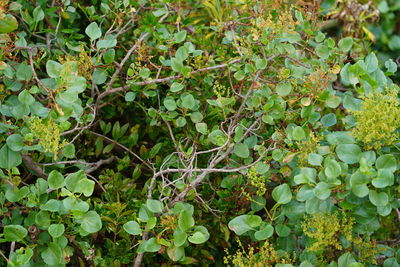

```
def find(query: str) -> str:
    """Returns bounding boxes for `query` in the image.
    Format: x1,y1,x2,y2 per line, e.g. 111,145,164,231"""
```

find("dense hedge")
1,0,400,266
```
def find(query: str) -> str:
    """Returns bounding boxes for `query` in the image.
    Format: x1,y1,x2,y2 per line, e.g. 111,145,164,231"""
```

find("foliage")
0,0,400,266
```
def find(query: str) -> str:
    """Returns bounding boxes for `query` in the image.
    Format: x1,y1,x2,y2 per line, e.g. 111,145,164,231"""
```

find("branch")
21,153,48,179
85,156,116,174
97,58,242,104
89,131,153,170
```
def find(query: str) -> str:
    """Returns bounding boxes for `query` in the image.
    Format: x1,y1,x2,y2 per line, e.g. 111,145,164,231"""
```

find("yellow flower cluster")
214,81,230,98
250,10,298,41
302,211,353,253
59,46,93,80
298,131,320,165
302,212,378,263
247,166,266,197
351,89,400,150
29,117,66,157
224,239,293,267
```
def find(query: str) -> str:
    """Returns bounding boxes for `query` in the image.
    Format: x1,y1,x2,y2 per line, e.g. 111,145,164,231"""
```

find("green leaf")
208,130,227,146
125,92,136,102
48,224,65,238
195,122,208,134
272,183,292,204
174,229,187,247
171,57,183,72
372,169,394,188
234,143,249,158
376,154,397,172
228,215,257,235
190,112,203,123
85,22,102,40
33,6,44,22
188,226,210,244
176,46,189,61
292,126,305,141
178,209,194,232
18,90,35,105
255,58,267,70
62,143,75,158
6,134,24,152
144,237,161,252
0,144,22,169
369,190,389,207
308,153,323,166
149,143,163,158
336,144,361,164
324,159,341,179
181,94,195,109
123,221,142,235
146,199,163,213
365,52,378,73
46,60,62,78
0,14,18,33
170,82,184,92
79,211,102,233
167,245,185,261
76,178,95,197
338,37,353,52
65,170,85,192
93,69,108,85
164,97,177,111
234,70,245,81
35,210,51,229
276,82,292,96
48,170,65,189
254,224,274,240
314,182,331,200
4,225,27,241
16,62,32,81
321,113,336,127
338,252,356,267
41,243,62,265
315,44,330,59
174,30,187,43
96,35,117,49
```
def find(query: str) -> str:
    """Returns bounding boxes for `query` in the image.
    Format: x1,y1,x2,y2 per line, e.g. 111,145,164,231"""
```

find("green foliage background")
0,0,400,266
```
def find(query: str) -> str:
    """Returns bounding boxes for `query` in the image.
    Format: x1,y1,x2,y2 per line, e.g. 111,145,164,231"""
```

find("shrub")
0,0,400,266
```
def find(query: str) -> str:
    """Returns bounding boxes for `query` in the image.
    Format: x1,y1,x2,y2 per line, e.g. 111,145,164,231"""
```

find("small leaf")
146,199,163,213
41,243,62,265
178,209,194,232
369,190,389,207
254,224,274,240
292,126,305,141
48,224,65,238
144,237,161,252
174,229,187,247
46,60,62,78
272,183,292,204
4,225,27,241
48,170,65,189
174,30,187,43
0,144,22,169
85,22,102,40
234,143,250,158
336,144,361,164
6,134,24,152
123,221,142,235
276,82,292,96
338,37,353,52
0,14,18,33
79,211,102,233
